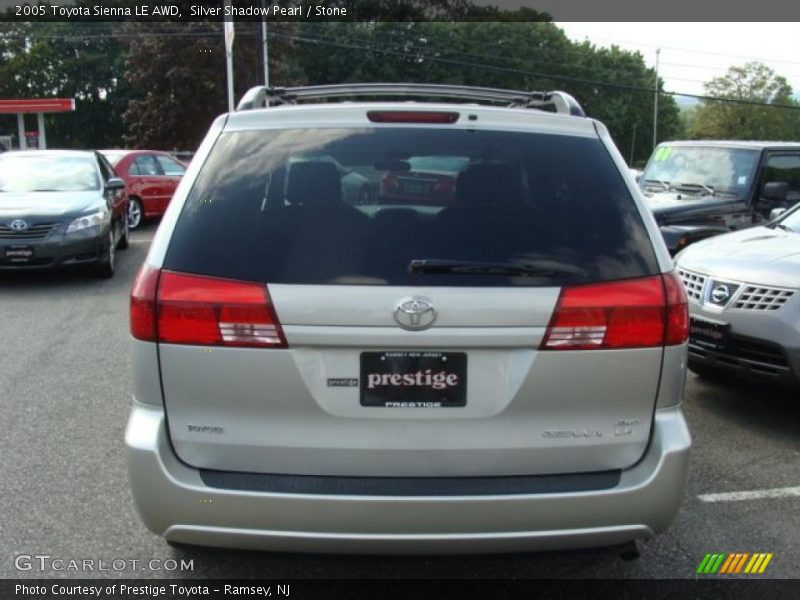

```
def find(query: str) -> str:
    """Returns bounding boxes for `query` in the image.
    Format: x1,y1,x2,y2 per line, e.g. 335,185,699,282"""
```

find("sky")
555,23,800,99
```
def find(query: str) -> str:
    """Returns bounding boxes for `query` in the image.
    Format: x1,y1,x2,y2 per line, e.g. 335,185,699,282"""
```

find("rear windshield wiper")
408,258,584,278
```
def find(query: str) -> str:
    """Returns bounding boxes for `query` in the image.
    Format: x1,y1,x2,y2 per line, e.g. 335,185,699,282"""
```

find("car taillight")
367,111,459,123
663,271,689,345
433,177,456,196
540,274,688,351
129,266,286,348
130,264,160,342
381,173,399,192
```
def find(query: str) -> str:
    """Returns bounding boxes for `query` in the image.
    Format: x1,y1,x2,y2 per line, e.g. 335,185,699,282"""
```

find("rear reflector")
540,273,688,351
129,267,286,348
367,111,459,124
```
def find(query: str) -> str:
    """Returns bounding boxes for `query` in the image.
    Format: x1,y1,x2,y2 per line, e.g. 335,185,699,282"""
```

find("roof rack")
236,83,586,117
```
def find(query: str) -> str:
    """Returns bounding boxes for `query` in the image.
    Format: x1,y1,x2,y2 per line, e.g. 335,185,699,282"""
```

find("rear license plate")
402,180,429,195
360,351,467,408
690,317,730,350
4,245,34,262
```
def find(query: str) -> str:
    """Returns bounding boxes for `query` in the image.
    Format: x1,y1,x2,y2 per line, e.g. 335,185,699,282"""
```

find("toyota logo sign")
393,297,437,331
9,219,29,231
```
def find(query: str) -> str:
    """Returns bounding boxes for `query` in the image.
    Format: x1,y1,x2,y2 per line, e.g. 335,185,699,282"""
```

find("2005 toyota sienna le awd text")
125,84,691,554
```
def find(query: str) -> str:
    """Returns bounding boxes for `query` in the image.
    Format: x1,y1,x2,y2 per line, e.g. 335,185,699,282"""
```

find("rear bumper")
126,403,691,554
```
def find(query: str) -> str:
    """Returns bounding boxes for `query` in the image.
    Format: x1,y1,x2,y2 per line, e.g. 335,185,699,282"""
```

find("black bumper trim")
199,468,621,496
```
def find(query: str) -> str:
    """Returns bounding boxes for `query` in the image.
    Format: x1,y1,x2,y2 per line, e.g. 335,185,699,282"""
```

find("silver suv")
126,84,691,554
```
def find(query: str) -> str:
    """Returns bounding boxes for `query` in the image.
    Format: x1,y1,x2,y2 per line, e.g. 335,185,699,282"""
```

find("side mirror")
105,177,125,192
762,181,788,202
769,207,787,221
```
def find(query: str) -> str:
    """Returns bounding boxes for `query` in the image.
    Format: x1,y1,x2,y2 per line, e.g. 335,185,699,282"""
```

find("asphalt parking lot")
1,223,798,580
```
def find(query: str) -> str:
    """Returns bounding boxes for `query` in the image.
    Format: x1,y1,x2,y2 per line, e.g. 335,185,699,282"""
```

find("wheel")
117,215,129,250
94,229,116,279
357,185,373,205
127,197,143,230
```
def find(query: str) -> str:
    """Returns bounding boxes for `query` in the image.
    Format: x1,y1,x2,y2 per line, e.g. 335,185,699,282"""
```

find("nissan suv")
126,84,691,554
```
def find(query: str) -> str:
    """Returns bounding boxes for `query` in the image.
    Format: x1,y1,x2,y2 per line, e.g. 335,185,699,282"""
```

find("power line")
3,25,800,111
269,31,800,111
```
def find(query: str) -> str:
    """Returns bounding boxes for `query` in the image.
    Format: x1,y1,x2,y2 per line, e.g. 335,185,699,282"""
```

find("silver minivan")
126,84,691,554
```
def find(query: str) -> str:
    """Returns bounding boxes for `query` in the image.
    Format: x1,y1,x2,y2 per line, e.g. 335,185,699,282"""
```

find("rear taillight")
433,177,456,196
540,273,688,351
129,267,286,348
130,264,159,342
663,271,689,345
367,111,460,124
381,173,399,192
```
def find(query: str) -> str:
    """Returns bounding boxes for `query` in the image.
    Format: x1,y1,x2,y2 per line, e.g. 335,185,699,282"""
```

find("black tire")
127,197,143,230
94,230,116,279
117,215,129,250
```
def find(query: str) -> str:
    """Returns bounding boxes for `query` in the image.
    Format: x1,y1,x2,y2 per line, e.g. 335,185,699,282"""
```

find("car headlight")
66,210,109,234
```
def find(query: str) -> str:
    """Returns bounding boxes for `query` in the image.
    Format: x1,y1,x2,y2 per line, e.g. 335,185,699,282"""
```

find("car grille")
678,268,706,302
690,335,790,378
0,222,59,239
733,286,794,311
679,268,795,312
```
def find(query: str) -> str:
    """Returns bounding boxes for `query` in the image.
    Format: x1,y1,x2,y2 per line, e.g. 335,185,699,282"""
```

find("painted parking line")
698,485,800,503
130,238,154,244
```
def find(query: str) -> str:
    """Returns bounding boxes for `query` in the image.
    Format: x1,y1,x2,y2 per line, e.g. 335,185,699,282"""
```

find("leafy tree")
122,21,299,150
291,22,680,164
690,62,800,140
0,20,132,148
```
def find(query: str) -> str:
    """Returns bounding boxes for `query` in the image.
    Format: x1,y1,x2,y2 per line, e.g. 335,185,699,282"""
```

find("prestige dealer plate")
360,351,467,408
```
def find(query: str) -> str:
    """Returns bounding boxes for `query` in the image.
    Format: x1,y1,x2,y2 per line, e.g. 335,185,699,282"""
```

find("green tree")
122,21,300,150
690,62,800,140
0,20,132,148
291,22,680,165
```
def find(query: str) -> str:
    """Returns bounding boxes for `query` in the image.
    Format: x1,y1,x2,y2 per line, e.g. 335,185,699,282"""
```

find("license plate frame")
360,351,467,408
690,317,731,350
4,244,34,262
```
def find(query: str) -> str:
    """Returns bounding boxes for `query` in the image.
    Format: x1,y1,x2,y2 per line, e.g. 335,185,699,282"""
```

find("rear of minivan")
126,100,691,553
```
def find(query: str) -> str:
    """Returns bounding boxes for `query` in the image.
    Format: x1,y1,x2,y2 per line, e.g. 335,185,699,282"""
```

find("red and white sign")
0,99,75,114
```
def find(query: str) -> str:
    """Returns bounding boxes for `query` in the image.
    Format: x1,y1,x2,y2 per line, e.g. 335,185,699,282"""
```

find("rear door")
156,121,669,478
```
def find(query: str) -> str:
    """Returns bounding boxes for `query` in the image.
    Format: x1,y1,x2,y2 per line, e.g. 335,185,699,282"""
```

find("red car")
379,155,469,206
100,150,187,229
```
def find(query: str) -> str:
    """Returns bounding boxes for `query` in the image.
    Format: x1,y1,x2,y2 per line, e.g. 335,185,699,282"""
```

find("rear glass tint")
164,128,658,286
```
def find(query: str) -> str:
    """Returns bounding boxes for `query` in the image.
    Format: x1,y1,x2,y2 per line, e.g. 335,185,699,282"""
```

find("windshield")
641,145,759,197
164,127,658,287
0,154,100,193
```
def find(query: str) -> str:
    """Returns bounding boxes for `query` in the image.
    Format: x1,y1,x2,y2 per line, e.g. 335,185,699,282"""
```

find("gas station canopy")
0,98,76,149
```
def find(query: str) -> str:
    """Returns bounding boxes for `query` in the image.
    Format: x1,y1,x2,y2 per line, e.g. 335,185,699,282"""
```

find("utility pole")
653,48,661,150
630,122,637,165
224,0,235,112
261,0,269,87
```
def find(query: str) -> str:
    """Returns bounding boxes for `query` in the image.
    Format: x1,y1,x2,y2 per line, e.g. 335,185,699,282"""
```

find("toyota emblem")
394,297,436,331
9,219,29,231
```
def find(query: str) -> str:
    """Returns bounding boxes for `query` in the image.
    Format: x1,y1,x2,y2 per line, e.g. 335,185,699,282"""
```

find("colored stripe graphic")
697,554,712,574
698,552,773,574
759,554,773,573
719,553,736,574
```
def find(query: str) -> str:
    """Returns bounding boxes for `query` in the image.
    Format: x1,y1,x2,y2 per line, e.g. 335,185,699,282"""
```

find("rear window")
164,127,658,286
